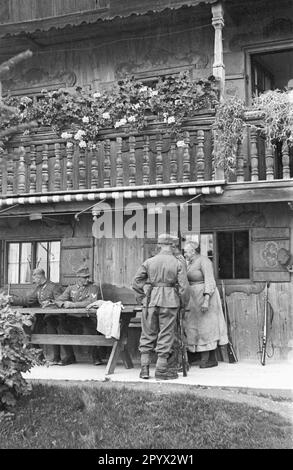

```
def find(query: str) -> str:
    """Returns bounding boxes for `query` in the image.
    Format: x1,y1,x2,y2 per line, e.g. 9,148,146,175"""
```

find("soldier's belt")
151,282,176,287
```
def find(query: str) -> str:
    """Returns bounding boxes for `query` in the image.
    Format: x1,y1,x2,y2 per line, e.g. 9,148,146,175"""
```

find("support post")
212,2,225,99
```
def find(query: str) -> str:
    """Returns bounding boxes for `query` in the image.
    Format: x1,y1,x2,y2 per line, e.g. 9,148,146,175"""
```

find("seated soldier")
10,267,64,364
54,266,104,366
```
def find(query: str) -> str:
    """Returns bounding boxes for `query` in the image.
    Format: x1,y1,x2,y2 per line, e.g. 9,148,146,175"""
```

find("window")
251,56,274,97
250,49,293,97
7,241,61,284
246,45,293,103
36,241,61,282
217,231,249,279
7,243,32,284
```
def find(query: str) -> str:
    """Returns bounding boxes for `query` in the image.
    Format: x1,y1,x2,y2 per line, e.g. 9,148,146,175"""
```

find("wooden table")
19,306,140,375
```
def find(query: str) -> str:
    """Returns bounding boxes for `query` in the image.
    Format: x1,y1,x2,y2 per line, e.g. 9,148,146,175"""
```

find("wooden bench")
19,284,141,375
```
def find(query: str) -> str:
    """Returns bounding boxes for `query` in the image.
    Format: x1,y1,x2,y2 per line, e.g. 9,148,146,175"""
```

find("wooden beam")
30,333,115,346
202,181,293,205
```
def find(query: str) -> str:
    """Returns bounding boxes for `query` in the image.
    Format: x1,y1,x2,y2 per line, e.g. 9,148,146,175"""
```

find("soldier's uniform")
57,283,99,307
55,268,102,365
11,279,64,362
132,234,190,380
11,280,63,308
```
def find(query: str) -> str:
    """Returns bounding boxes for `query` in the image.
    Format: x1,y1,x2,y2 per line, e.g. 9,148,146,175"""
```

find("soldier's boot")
139,353,150,379
139,365,150,379
155,367,178,380
200,349,218,368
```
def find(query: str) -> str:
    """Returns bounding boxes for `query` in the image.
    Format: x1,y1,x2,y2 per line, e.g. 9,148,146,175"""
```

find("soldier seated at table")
10,267,64,363
54,266,104,366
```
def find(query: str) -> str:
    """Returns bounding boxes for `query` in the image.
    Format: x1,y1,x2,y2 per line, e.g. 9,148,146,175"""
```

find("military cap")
157,233,179,245
75,266,91,277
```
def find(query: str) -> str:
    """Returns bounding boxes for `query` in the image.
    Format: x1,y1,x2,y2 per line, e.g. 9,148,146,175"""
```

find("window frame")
5,238,61,286
216,229,251,282
244,40,293,105
180,229,252,283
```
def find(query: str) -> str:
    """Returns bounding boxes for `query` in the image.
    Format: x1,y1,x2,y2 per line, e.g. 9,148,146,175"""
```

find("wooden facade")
0,0,292,362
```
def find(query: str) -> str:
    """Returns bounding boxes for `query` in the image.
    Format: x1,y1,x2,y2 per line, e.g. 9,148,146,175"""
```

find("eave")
0,0,218,38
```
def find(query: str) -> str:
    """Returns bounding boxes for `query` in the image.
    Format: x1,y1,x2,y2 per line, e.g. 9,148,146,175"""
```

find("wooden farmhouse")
0,0,292,363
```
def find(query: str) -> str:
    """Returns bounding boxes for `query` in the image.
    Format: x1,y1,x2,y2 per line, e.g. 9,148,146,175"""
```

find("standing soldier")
132,234,190,380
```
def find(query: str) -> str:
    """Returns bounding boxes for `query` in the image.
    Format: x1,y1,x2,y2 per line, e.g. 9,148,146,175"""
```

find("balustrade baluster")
282,142,290,179
91,144,99,189
2,149,8,195
104,139,111,187
17,147,26,193
29,144,37,193
7,151,14,194
265,140,274,181
129,136,136,186
236,139,245,182
170,139,178,183
116,137,123,186
42,144,49,192
66,143,74,190
0,151,2,194
250,127,259,182
182,132,190,182
155,134,163,184
54,143,62,190
78,148,87,189
142,135,150,185
196,130,205,181
211,130,216,181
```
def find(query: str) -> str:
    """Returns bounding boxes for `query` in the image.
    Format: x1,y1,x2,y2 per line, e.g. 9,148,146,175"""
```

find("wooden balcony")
0,112,292,199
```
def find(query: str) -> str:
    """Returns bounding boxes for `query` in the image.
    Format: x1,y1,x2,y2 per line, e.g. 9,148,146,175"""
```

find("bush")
0,293,44,410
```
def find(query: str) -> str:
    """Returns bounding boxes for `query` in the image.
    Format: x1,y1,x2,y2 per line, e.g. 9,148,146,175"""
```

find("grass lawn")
0,384,292,449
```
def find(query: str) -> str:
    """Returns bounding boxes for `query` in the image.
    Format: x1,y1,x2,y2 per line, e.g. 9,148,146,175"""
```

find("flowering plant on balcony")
213,89,293,176
2,72,219,150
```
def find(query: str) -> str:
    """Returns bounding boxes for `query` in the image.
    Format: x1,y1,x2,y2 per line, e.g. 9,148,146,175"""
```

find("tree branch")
0,50,33,78
0,121,38,139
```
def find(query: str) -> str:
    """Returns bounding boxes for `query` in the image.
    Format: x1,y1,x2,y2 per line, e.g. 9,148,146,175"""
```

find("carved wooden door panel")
251,228,290,282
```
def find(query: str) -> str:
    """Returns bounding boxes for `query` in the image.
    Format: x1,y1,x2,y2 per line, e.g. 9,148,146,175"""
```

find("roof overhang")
0,181,225,210
0,0,218,38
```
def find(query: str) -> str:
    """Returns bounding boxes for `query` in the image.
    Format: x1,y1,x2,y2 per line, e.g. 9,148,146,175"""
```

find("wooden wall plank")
5,0,100,22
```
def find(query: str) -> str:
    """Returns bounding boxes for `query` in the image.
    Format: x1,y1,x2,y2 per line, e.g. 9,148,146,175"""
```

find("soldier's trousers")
139,306,178,363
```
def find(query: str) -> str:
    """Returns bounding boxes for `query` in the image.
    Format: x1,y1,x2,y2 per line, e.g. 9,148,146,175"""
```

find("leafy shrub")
252,89,293,146
213,89,293,176
0,293,44,410
212,96,246,176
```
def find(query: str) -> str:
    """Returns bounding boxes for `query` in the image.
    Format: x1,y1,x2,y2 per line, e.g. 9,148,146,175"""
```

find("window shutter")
60,237,94,285
251,228,290,282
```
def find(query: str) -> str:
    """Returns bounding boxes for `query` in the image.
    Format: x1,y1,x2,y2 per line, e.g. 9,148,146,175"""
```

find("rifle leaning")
221,281,238,363
178,303,188,377
260,282,273,366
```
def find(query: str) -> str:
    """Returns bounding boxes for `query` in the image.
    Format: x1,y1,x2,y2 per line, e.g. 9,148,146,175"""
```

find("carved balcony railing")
0,111,292,198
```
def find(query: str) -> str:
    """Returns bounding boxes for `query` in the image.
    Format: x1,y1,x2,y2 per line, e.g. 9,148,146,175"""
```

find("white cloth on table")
96,301,123,340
